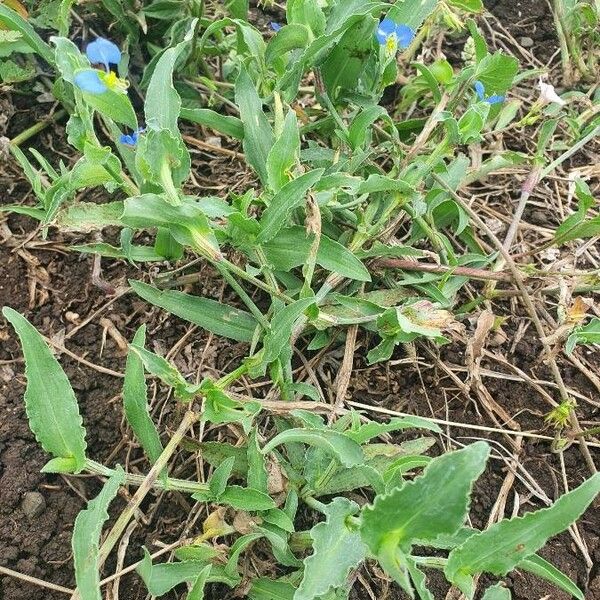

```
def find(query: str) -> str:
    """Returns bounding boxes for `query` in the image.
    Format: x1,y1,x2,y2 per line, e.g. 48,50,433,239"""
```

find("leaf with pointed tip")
345,416,441,444
295,498,366,600
3,307,87,472
267,110,300,192
123,325,164,466
187,565,212,600
235,66,273,184
360,442,490,556
445,474,600,593
406,557,434,600
73,467,125,600
519,555,584,600
256,169,325,243
262,429,364,468
130,281,258,343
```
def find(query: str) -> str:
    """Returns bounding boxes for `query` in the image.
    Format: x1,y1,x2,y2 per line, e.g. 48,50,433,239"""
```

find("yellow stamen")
385,34,397,55
101,70,129,94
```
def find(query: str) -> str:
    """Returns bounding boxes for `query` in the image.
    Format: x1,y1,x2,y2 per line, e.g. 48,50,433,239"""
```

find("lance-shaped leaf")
0,4,55,64
3,307,87,472
360,442,490,554
130,281,258,343
261,297,315,365
257,169,325,244
72,467,125,600
445,473,600,595
267,109,300,192
295,497,367,600
519,555,584,600
235,66,274,185
262,429,364,468
145,20,196,131
261,225,370,281
123,325,164,465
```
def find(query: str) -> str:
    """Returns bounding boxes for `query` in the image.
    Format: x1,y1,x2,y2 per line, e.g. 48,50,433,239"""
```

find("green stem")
9,109,67,147
221,258,294,303
215,263,270,329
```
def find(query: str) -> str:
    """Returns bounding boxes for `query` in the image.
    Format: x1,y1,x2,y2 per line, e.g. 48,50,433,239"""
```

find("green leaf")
348,105,386,150
137,550,209,596
2,308,87,472
123,325,164,466
226,0,248,19
247,428,269,493
360,442,489,555
235,66,274,185
249,577,296,600
519,555,584,600
445,474,600,593
475,52,519,95
296,497,366,600
345,416,441,444
267,110,300,192
221,486,276,510
262,226,370,281
189,441,248,475
448,0,483,11
135,128,190,191
554,179,600,244
74,75,138,129
72,467,125,600
187,565,212,600
257,169,324,244
180,107,244,139
123,194,220,259
0,4,55,64
145,22,196,132
129,343,192,399
389,0,438,30
193,485,276,511
130,281,258,342
262,429,364,468
265,23,311,64
481,583,511,600
262,297,315,364
55,201,124,232
406,557,434,600
209,456,235,499
566,318,600,354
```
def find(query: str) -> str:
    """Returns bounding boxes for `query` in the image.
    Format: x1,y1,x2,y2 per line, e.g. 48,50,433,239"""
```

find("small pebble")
21,491,46,519
520,36,534,48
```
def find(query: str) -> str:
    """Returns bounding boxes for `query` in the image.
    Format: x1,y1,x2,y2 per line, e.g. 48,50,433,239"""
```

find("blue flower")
86,37,121,71
119,127,145,147
376,17,415,52
74,70,108,94
474,80,505,105
270,22,282,32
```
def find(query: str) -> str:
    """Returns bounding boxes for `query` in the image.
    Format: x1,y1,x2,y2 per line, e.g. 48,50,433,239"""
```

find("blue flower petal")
376,17,397,45
474,80,485,101
86,37,121,70
74,70,107,94
486,94,505,105
270,22,282,32
119,127,145,147
395,24,415,49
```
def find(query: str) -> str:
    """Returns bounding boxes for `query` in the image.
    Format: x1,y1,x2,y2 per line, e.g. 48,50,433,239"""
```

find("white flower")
538,78,566,106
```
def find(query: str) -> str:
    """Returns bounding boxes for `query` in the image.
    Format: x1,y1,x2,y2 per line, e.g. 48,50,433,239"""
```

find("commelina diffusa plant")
1,0,600,599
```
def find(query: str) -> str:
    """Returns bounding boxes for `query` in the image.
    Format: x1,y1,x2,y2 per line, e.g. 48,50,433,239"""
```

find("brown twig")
374,258,514,282
431,173,597,474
